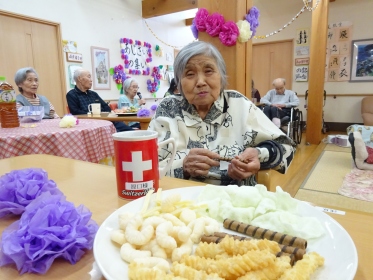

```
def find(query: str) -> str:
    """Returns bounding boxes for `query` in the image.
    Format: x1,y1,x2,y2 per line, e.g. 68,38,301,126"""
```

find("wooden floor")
267,132,332,197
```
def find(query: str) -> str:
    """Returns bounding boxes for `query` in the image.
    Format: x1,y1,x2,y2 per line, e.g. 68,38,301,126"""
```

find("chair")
280,107,303,144
109,102,118,111
361,96,373,126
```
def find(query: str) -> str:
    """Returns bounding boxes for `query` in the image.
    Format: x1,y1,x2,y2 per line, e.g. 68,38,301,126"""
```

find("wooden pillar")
306,0,329,144
197,0,253,96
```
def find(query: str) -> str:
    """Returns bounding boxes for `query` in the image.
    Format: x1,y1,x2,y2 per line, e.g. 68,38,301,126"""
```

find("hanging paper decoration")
147,66,161,97
109,64,130,92
120,38,152,75
154,45,163,57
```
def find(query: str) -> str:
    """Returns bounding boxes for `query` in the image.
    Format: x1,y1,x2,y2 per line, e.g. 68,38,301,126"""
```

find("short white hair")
73,67,85,82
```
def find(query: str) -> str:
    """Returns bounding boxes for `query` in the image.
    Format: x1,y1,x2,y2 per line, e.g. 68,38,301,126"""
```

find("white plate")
93,186,358,280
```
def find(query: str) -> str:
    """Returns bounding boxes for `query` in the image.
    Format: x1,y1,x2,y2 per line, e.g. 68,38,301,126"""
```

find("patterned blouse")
149,90,296,186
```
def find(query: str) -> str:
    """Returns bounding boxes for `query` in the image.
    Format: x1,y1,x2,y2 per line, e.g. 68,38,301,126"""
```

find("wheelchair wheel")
293,110,303,144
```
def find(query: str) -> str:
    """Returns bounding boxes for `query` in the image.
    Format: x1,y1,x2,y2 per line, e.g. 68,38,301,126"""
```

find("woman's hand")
139,99,146,105
183,148,220,179
227,148,260,180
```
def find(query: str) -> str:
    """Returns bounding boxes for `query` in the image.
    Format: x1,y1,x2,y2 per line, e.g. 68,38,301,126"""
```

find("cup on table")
113,130,176,200
88,103,101,115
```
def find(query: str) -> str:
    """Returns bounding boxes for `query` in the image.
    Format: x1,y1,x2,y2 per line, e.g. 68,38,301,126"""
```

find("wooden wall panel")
252,40,293,96
0,10,66,116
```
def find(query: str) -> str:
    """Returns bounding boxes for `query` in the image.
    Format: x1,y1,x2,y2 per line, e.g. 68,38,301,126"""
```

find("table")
0,155,371,280
76,113,152,130
0,119,116,163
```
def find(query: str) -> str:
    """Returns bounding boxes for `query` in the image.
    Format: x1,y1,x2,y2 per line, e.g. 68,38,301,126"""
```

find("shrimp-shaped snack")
142,216,167,230
171,238,194,262
156,221,177,250
118,212,134,231
110,229,127,245
188,217,219,243
179,208,197,225
162,213,186,226
125,214,154,246
140,238,168,259
133,257,171,272
120,243,151,263
171,225,192,244
202,217,220,235
161,193,181,213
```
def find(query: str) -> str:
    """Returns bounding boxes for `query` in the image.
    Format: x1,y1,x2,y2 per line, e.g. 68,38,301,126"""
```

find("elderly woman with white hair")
15,67,59,119
148,41,296,186
118,78,146,109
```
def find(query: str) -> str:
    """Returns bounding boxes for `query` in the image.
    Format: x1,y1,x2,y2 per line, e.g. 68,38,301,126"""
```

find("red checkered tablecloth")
0,119,116,163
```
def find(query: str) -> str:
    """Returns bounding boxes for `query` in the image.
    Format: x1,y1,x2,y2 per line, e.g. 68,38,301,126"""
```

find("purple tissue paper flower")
150,104,158,111
0,193,98,274
245,6,260,35
190,19,199,39
137,108,150,117
0,168,62,218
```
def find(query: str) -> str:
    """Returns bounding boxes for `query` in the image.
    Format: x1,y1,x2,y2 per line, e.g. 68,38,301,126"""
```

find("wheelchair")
280,107,303,145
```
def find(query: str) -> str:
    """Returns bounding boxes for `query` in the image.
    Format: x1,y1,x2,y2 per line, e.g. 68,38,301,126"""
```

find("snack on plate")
111,189,324,280
204,232,305,261
223,218,307,250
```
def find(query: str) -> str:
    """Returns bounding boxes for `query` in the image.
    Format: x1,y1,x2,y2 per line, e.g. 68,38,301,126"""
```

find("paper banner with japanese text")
325,21,353,82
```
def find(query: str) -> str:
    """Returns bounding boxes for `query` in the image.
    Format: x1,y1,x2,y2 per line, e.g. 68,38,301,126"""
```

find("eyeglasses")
130,86,139,89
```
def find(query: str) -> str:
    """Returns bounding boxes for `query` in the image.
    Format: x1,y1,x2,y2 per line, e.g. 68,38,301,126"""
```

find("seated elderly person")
15,67,59,119
148,41,296,186
260,78,299,128
66,68,133,132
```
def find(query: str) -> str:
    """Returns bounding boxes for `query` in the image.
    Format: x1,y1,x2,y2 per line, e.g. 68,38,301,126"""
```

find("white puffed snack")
120,243,151,263
179,208,197,225
125,214,154,246
110,229,127,245
156,221,177,250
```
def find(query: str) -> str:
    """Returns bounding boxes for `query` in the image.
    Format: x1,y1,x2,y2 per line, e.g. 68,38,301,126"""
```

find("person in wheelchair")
260,78,299,128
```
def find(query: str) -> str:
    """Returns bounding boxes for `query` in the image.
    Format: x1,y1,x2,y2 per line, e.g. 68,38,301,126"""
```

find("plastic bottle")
0,76,19,128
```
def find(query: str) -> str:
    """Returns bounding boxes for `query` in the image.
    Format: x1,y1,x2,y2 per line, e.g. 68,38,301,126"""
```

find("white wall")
253,0,373,123
1,0,371,122
0,0,195,108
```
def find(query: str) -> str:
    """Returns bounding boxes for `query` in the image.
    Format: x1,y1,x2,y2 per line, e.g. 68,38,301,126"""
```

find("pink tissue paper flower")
195,8,209,32
0,192,98,274
219,21,239,46
205,13,225,37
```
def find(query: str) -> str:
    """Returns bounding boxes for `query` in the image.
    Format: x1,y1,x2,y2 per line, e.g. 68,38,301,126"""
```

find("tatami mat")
296,189,373,214
324,144,351,153
295,146,373,213
300,151,352,193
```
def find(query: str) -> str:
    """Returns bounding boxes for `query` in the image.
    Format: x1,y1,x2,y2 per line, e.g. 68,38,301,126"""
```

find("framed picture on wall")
90,46,111,89
350,38,373,82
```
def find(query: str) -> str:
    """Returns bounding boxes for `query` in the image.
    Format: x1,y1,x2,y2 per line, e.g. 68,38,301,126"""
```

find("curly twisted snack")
278,252,324,280
180,249,276,279
236,256,292,280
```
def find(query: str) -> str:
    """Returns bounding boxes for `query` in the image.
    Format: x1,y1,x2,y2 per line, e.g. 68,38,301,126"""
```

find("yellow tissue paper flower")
59,115,77,128
236,20,252,43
